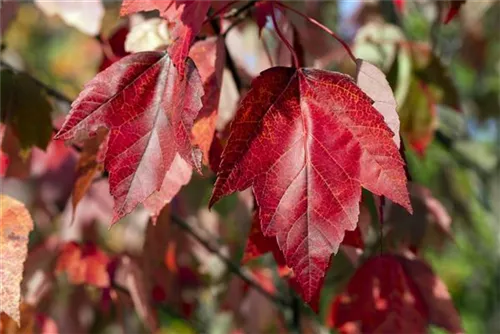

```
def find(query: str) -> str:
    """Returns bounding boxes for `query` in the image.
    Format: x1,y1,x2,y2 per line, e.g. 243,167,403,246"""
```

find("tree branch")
171,215,291,307
0,60,73,105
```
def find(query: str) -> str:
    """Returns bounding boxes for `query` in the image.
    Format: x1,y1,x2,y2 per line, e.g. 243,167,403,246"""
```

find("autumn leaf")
244,207,364,266
210,67,411,303
54,52,204,223
114,256,158,332
55,241,110,288
143,154,192,219
0,195,34,325
99,25,130,72
399,78,437,155
328,255,428,333
0,70,52,153
120,0,211,76
384,184,453,251
399,257,464,334
0,303,35,334
190,37,226,166
242,209,287,267
356,59,400,148
71,130,107,220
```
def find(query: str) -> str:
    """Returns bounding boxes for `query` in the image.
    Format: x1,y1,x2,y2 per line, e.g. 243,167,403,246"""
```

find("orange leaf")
55,242,110,288
0,195,34,325
71,130,107,220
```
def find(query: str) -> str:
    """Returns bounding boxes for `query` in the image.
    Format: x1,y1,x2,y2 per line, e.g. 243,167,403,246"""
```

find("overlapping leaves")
210,66,411,303
55,52,204,223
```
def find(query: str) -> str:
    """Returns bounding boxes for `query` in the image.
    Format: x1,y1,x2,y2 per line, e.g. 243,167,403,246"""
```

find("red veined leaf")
210,67,411,304
244,207,364,266
190,37,225,166
0,195,34,325
120,0,210,76
55,241,110,288
399,256,464,334
54,52,204,224
328,255,428,333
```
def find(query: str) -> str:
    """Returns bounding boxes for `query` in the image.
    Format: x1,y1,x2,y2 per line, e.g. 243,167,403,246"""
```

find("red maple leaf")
210,67,411,303
55,52,204,223
120,0,211,76
328,255,428,333
244,207,364,265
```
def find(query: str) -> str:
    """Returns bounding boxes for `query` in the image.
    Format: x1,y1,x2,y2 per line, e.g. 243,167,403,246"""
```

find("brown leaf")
71,130,107,220
0,195,34,325
0,303,35,334
190,37,225,166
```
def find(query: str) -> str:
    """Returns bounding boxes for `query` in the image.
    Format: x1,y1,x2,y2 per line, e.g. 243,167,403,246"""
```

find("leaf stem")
276,2,357,64
270,1,299,68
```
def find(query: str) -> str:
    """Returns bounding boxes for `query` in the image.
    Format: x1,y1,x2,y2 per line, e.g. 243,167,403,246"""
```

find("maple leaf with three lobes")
55,52,204,223
210,67,412,303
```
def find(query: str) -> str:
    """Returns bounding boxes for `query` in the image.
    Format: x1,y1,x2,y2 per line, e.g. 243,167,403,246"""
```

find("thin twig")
290,289,302,334
210,16,243,91
171,215,291,307
224,0,258,20
204,1,239,25
276,2,357,64
271,1,299,68
222,15,249,38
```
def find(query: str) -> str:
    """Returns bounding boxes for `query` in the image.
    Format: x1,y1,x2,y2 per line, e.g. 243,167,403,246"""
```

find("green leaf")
0,69,52,152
